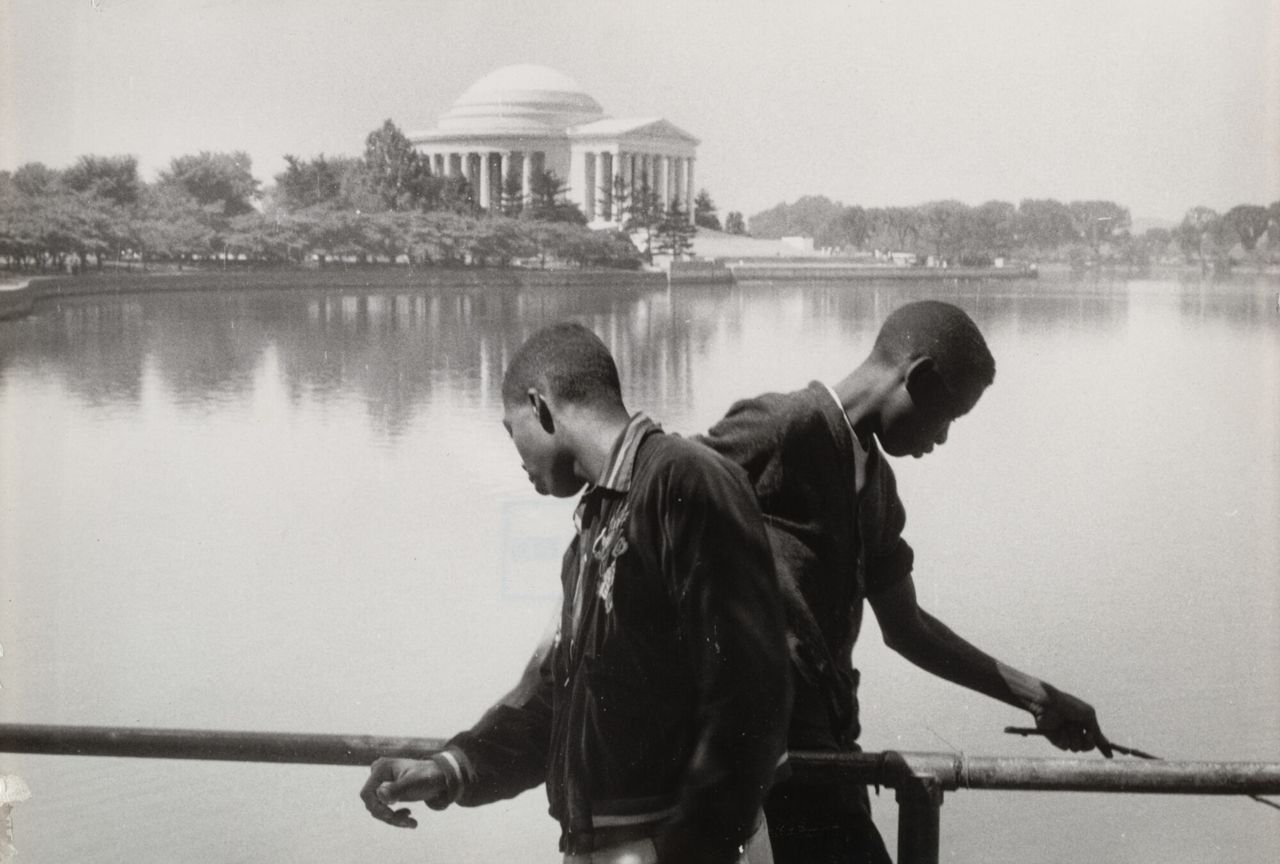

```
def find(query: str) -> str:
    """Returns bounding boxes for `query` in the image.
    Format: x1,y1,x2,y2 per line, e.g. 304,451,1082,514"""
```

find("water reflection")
1,272,1277,864
1,274,1274,439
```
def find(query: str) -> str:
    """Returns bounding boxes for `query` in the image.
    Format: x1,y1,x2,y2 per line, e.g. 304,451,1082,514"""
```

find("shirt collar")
596,412,660,493
821,382,858,444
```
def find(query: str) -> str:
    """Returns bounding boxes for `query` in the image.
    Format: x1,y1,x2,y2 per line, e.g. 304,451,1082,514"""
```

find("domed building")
409,65,698,225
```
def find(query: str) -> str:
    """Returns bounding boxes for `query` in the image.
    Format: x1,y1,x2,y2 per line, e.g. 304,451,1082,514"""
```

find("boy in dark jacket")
360,322,791,864
699,300,1111,863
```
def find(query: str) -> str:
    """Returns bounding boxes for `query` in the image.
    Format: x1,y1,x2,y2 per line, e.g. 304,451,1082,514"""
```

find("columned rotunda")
409,65,698,226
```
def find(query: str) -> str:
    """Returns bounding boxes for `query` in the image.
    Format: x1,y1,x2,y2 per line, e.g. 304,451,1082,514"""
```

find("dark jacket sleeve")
443,633,555,807
651,445,792,863
694,394,788,497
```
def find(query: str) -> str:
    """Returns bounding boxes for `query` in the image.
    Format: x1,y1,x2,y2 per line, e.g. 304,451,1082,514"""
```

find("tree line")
0,120,687,273
746,195,1280,268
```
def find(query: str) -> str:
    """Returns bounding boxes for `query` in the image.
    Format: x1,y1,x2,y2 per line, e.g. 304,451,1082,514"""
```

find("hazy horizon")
3,0,1276,223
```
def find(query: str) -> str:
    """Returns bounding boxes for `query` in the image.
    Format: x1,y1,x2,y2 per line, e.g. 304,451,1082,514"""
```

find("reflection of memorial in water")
296,285,709,432
2,275,1274,441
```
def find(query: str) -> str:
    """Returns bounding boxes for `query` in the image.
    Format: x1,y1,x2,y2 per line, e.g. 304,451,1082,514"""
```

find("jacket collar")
595,412,660,493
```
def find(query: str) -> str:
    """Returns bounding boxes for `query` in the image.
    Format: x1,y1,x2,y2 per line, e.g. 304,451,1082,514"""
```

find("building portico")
409,65,698,226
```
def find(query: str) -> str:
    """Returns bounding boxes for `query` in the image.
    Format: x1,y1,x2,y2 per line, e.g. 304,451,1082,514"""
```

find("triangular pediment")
569,117,700,146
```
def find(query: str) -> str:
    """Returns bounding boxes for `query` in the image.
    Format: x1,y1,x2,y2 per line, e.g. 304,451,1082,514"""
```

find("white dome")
436,64,605,135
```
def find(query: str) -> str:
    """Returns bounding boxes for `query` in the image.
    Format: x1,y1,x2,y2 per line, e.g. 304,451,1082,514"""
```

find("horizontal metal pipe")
0,724,444,766
788,751,1280,796
2,725,1278,797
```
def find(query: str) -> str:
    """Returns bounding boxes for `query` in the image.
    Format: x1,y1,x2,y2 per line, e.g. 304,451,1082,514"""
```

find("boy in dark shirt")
360,322,790,864
699,300,1110,863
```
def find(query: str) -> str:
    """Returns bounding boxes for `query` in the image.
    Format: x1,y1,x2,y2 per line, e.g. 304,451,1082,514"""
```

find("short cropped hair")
872,301,996,395
502,322,623,408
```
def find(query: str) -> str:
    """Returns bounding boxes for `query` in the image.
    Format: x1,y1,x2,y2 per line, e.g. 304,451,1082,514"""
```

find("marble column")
479,152,492,210
672,158,685,212
610,151,623,222
584,152,597,221
600,152,613,221
500,152,513,208
521,151,533,203
656,156,670,209
685,158,695,224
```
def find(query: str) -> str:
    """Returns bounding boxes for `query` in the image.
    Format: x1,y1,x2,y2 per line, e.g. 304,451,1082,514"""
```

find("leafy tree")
724,211,746,235
160,151,260,216
472,216,535,267
11,162,61,197
816,206,869,250
748,195,843,239
275,154,350,211
1068,200,1131,252
1174,206,1222,266
362,119,432,212
1139,227,1173,262
693,189,721,231
1222,204,1270,251
1017,199,1079,250
655,200,697,260
969,200,1018,257
916,200,970,262
867,206,919,251
62,155,141,206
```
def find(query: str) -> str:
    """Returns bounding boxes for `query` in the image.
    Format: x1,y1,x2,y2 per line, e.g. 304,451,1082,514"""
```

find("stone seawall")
0,267,668,320
726,263,1038,281
0,289,35,320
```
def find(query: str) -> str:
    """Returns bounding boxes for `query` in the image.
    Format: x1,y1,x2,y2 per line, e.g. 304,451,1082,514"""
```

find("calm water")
1,273,1277,863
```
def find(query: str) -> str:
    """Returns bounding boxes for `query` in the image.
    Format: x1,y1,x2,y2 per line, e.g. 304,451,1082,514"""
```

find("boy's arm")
358,640,557,826
868,574,1112,756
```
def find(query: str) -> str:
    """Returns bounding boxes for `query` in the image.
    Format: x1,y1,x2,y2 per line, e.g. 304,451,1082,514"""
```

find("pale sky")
3,0,1277,222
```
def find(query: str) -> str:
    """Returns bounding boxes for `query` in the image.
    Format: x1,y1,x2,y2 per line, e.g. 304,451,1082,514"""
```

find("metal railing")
3,723,1279,864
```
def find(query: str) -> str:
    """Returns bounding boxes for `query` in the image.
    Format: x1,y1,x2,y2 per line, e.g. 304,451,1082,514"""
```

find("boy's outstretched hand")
360,757,448,828
1035,684,1113,757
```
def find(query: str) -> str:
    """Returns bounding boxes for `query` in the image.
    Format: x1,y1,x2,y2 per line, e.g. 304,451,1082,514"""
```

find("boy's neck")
560,402,634,486
831,362,890,446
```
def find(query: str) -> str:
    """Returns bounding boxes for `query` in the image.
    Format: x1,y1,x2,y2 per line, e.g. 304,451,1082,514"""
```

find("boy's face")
502,394,586,498
879,361,986,459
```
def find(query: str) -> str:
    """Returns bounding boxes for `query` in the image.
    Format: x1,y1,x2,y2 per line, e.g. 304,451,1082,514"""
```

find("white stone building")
409,65,698,226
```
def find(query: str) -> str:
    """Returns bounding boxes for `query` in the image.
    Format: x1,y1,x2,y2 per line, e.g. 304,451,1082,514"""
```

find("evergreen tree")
693,188,721,230
621,179,663,262
500,162,525,217
525,169,586,224
655,199,697,260
362,119,432,211
724,211,746,235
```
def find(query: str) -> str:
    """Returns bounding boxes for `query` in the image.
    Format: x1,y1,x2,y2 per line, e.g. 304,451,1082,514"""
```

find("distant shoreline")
4,261,1276,323
0,267,667,321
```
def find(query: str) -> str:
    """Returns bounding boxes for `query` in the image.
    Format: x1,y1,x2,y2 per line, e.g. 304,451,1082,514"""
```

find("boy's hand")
1035,684,1113,757
359,757,447,828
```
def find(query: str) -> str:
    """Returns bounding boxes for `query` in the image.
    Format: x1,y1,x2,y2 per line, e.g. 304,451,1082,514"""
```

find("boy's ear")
904,356,948,406
904,356,940,389
528,388,555,434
